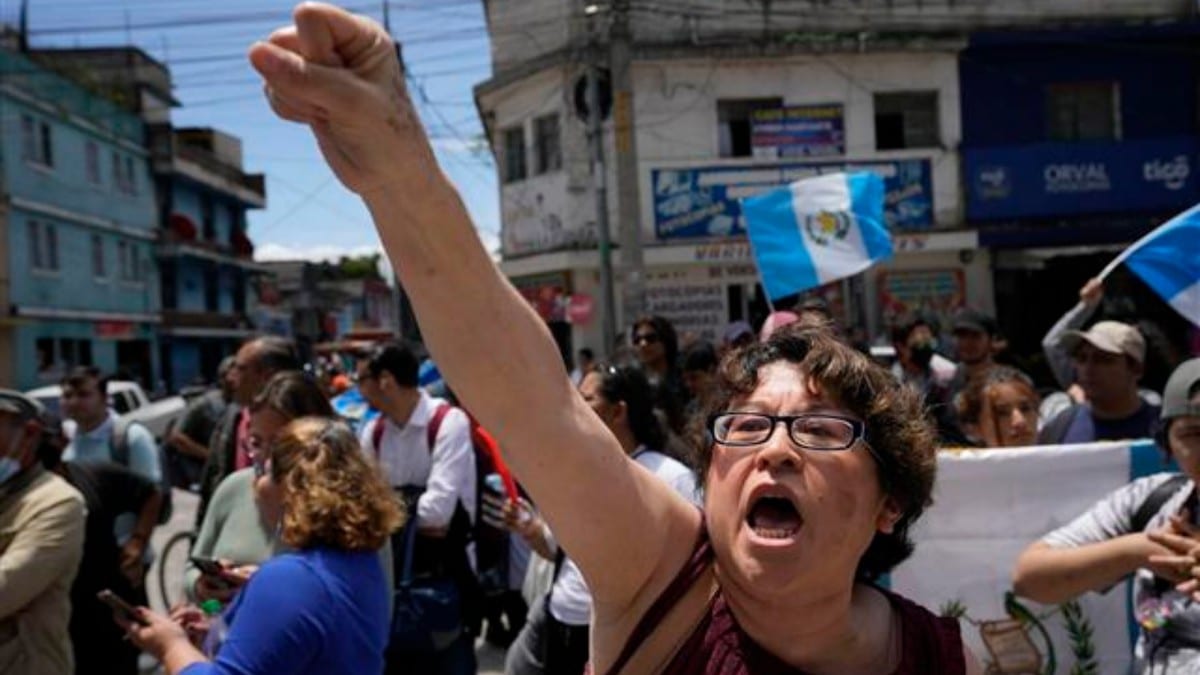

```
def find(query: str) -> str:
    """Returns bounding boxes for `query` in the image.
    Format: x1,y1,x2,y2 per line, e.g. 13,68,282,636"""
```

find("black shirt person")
38,420,162,675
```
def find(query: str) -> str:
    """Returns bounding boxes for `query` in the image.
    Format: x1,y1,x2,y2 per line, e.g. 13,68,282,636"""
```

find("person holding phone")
185,372,334,604
37,415,162,675
119,418,402,675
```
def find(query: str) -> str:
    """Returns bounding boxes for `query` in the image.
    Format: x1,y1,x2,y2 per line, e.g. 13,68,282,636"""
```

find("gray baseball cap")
1162,358,1200,421
0,389,44,421
1059,321,1146,364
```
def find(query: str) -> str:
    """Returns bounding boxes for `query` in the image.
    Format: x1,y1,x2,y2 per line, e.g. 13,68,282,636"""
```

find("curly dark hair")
688,325,937,581
270,417,405,552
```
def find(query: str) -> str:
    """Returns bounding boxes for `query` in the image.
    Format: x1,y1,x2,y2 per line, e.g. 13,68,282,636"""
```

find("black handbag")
389,511,463,652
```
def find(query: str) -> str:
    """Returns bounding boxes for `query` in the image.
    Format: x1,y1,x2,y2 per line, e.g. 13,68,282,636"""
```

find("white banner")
893,440,1168,674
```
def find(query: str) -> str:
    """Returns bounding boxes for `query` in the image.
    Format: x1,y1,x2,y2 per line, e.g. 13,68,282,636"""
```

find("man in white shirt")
356,341,477,675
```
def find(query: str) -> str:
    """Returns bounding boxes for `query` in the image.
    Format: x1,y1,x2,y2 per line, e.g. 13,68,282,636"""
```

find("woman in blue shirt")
121,417,404,675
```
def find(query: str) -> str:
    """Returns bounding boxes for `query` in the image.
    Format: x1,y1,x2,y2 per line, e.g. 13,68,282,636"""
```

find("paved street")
145,488,505,674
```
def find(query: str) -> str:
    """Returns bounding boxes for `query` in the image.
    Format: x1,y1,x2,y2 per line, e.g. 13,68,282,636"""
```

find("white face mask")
0,430,26,486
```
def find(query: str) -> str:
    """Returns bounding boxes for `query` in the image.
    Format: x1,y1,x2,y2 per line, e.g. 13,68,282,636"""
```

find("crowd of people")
2,3,1200,674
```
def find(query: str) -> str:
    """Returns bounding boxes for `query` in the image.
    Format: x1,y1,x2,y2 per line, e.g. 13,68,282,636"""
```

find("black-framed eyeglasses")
708,412,867,451
633,332,660,345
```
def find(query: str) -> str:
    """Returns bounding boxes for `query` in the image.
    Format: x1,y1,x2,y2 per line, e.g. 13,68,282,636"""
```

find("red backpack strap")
370,416,386,460
426,402,453,453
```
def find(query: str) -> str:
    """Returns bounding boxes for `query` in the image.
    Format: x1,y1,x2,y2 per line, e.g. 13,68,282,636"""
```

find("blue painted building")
959,22,1200,379
18,47,269,392
0,46,161,390
152,126,266,390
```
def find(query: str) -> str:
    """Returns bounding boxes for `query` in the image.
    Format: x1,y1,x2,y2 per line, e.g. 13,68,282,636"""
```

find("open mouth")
746,494,804,540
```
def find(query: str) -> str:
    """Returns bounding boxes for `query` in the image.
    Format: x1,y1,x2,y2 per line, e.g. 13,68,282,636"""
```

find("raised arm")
248,3,699,614
1041,277,1102,390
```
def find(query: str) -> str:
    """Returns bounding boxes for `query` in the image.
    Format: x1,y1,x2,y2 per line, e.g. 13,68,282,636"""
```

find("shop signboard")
965,137,1200,220
877,269,966,334
644,267,730,343
652,158,933,241
750,104,845,159
95,321,135,340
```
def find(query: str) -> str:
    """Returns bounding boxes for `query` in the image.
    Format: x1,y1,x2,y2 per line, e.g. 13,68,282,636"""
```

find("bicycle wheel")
156,529,197,610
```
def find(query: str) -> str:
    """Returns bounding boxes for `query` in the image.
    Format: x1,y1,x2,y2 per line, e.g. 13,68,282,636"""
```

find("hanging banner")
750,104,845,159
652,158,933,241
895,440,1167,675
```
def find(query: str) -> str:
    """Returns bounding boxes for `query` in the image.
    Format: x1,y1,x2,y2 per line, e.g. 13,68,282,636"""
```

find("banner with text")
965,137,1199,220
894,440,1168,674
652,159,932,241
750,104,845,159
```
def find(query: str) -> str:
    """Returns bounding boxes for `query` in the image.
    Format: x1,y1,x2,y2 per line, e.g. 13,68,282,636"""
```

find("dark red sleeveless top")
605,526,965,675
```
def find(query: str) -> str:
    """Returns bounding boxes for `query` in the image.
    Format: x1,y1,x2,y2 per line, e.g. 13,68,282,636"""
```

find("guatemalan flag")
1103,203,1200,327
742,172,892,302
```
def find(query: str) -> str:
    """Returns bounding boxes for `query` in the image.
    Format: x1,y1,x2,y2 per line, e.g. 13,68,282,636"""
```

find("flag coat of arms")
742,172,893,302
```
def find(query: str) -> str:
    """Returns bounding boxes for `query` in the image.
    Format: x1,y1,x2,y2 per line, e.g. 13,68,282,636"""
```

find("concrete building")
476,0,1196,361
153,126,268,390
0,46,160,389
27,47,269,391
959,22,1200,376
259,259,399,357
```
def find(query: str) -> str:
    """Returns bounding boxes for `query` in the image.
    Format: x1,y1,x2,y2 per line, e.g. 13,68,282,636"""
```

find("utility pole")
610,0,646,325
381,0,419,341
586,5,618,358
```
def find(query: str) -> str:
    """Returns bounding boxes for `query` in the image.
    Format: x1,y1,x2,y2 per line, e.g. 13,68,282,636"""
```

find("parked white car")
25,380,187,442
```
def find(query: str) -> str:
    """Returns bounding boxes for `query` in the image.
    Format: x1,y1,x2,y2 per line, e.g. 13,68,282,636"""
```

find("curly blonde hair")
269,417,404,551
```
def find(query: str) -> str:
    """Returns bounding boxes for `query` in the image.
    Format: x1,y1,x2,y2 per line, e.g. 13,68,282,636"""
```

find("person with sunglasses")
248,6,978,672
184,372,336,605
631,316,689,435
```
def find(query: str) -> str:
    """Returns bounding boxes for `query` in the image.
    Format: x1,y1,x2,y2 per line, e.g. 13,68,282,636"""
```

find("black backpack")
111,418,174,524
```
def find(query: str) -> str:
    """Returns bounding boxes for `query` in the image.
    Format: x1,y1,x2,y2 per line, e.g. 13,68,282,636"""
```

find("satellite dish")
573,68,613,122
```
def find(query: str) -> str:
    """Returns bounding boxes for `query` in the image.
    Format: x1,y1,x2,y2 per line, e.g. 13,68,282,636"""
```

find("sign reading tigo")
751,104,845,159
965,137,1199,220
652,159,932,241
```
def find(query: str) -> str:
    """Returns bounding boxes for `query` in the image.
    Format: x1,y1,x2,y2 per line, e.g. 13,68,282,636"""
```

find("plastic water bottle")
199,599,229,658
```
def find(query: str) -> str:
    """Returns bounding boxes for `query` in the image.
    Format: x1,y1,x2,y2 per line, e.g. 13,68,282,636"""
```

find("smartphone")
190,556,227,577
97,589,147,625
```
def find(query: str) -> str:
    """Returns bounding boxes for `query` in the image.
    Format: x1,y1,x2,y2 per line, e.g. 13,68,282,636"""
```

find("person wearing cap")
947,308,1000,402
1037,321,1160,445
1014,358,1200,672
0,390,85,675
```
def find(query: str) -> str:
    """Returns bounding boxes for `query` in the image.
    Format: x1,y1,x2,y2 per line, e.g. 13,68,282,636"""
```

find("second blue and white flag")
742,171,892,302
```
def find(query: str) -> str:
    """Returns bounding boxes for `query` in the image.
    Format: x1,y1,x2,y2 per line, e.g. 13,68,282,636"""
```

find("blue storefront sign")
965,137,1199,221
751,104,845,158
652,158,933,240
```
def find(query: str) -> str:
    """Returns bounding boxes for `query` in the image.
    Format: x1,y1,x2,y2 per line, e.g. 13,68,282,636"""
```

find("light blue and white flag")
1102,203,1200,327
742,171,892,302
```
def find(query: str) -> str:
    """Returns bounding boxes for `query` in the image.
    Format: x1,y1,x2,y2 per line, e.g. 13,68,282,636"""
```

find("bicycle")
155,527,198,610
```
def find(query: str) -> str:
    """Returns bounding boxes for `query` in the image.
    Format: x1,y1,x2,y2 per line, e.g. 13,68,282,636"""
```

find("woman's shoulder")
210,467,256,504
877,586,966,674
